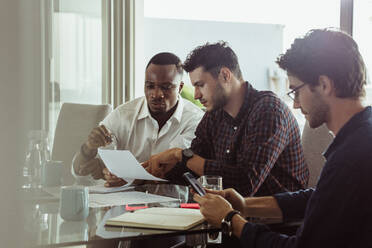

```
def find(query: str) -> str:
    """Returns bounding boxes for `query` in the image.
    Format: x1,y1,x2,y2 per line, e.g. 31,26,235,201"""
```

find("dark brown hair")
183,41,242,80
277,28,366,98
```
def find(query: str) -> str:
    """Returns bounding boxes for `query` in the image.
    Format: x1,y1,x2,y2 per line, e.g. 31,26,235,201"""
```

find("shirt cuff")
240,222,270,248
273,189,312,221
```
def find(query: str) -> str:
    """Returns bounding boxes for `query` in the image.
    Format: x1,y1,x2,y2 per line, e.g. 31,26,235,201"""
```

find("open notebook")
105,207,205,230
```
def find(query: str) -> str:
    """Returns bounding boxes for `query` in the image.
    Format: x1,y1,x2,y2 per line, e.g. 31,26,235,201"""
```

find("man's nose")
152,87,164,99
293,100,300,109
194,88,201,100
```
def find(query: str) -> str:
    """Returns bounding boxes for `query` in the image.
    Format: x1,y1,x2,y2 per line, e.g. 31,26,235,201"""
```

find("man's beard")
210,81,228,111
307,95,330,129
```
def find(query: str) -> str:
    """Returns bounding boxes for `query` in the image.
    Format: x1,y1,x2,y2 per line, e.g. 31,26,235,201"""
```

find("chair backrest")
52,103,112,185
301,121,333,187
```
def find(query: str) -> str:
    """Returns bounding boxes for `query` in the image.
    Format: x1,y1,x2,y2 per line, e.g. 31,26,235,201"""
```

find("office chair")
51,102,112,185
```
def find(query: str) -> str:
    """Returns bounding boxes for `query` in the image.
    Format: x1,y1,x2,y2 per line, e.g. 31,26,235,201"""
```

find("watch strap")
225,210,241,222
222,210,241,237
181,148,193,166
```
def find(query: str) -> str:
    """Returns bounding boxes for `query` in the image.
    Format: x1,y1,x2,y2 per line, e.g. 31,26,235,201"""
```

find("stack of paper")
88,184,134,194
89,191,179,208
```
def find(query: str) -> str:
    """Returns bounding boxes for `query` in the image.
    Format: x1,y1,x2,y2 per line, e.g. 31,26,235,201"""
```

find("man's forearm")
243,196,283,220
232,214,248,238
186,154,206,176
170,148,206,176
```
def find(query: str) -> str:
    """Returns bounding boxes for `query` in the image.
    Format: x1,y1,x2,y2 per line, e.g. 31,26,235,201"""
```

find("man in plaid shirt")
144,42,309,196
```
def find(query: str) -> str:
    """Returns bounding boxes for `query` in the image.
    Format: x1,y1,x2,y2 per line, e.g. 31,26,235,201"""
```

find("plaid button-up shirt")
167,82,309,196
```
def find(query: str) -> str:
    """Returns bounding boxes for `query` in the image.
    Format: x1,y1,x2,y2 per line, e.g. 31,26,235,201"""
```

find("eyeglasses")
287,83,306,102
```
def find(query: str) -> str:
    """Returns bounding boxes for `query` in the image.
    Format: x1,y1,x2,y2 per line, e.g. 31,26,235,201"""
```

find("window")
49,0,103,143
353,0,372,105
143,0,340,131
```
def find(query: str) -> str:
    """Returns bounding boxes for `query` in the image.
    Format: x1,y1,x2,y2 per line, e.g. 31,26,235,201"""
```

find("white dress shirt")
72,96,204,183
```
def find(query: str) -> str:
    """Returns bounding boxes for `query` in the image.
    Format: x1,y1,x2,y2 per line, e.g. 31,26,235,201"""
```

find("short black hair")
183,41,242,79
146,52,183,77
276,28,366,98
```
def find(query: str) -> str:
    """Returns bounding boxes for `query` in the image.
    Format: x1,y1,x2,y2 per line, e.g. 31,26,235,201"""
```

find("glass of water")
198,175,223,191
198,175,223,243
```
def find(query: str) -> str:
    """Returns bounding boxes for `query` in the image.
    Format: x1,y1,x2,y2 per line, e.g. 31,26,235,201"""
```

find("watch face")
183,148,193,158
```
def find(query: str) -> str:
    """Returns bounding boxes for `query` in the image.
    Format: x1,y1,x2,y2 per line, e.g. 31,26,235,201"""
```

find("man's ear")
318,75,334,96
178,81,184,93
219,67,232,83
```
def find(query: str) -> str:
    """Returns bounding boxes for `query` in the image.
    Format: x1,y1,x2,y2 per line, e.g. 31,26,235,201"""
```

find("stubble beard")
307,96,330,129
210,81,228,112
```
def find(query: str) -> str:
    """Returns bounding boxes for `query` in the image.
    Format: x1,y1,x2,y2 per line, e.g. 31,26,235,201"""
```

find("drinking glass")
198,175,223,190
198,175,223,243
23,130,51,189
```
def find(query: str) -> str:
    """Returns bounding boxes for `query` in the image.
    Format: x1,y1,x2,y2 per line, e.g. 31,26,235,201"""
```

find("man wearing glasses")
144,41,309,197
194,29,372,247
287,83,307,103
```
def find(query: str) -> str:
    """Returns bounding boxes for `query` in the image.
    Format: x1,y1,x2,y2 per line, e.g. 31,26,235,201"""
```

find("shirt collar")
324,106,372,159
172,96,184,123
138,97,150,120
222,81,254,123
137,95,184,123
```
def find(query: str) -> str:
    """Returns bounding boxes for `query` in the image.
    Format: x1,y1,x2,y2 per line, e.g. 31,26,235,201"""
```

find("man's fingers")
87,126,111,148
103,168,114,177
99,125,110,136
79,159,100,175
103,168,121,181
141,161,149,168
91,128,106,139
193,193,206,205
99,125,112,142
145,165,152,174
104,178,126,187
91,167,104,179
102,167,110,175
205,188,225,197
205,188,219,194
97,125,112,143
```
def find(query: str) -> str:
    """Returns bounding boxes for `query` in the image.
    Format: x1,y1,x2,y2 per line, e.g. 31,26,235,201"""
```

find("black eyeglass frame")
287,83,307,102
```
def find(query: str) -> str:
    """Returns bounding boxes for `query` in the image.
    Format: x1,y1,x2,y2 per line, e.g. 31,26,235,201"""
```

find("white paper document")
89,191,179,208
88,184,135,194
98,149,167,181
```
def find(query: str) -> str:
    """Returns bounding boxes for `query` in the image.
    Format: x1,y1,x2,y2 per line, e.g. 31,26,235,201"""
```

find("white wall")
138,17,283,97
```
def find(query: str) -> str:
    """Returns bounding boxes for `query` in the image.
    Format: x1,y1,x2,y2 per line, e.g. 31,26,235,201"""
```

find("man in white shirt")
72,52,204,186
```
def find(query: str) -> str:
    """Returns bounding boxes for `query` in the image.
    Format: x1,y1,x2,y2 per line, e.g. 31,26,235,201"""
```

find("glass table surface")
22,184,219,247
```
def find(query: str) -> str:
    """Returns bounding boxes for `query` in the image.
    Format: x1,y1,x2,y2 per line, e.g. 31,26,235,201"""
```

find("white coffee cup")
59,186,89,221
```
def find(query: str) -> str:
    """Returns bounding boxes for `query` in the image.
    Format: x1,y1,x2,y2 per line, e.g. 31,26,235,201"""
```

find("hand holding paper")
102,168,128,187
98,149,167,181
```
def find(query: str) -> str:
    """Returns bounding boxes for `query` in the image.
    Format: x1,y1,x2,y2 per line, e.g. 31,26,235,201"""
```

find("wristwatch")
221,210,241,237
181,148,194,166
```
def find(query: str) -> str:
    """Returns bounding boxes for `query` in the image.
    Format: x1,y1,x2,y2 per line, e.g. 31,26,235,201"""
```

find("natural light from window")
353,0,372,105
144,0,340,131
